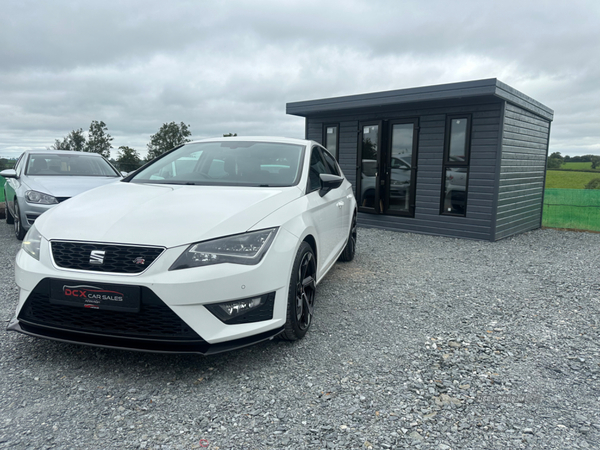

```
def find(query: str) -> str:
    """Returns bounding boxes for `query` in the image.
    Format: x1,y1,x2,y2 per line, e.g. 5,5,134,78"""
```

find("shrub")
584,178,600,189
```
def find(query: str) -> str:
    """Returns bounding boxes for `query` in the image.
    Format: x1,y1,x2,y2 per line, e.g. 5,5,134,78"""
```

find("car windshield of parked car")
25,154,119,177
130,141,305,187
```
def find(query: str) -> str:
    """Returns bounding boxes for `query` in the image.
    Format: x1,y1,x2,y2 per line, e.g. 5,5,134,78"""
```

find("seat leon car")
8,137,357,354
1,150,122,240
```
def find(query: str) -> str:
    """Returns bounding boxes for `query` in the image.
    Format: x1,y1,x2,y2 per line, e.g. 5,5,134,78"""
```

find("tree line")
51,121,192,172
547,152,600,169
0,158,16,171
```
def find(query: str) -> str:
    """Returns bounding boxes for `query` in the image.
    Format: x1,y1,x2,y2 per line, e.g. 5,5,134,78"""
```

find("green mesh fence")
542,188,600,231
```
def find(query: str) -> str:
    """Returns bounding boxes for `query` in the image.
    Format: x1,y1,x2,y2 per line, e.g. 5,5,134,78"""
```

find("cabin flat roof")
286,78,553,121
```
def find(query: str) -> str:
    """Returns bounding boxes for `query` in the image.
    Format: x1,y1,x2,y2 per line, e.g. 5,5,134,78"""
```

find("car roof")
22,150,104,157
187,136,314,147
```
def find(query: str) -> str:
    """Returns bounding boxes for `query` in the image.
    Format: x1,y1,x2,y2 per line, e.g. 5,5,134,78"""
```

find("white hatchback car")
8,137,357,354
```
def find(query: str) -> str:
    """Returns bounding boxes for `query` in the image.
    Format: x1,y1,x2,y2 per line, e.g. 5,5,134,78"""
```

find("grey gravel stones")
0,225,599,449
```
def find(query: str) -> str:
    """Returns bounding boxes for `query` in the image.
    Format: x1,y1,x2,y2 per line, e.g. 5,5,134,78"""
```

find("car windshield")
25,154,119,177
130,141,305,187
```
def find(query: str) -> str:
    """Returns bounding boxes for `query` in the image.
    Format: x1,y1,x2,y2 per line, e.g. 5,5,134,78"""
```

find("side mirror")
319,174,344,197
0,169,17,179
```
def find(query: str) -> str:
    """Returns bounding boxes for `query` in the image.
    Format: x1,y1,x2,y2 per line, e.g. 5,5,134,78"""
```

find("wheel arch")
302,234,317,266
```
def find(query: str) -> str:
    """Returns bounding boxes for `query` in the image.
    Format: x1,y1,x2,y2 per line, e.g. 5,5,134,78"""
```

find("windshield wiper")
158,181,199,185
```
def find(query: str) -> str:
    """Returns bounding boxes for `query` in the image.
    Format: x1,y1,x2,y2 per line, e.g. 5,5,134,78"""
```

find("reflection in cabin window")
441,115,471,216
324,125,339,160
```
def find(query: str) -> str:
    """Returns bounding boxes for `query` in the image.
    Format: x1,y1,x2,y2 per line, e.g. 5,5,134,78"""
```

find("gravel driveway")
1,223,599,449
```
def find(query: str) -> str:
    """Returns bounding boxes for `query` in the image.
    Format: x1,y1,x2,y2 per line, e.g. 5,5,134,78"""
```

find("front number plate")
49,280,140,313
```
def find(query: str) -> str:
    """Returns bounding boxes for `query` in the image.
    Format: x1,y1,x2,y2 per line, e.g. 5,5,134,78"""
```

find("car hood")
24,176,121,197
35,182,303,248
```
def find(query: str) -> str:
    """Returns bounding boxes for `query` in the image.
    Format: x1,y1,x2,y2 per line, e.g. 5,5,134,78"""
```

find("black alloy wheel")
14,201,26,240
339,213,357,262
295,250,316,331
280,242,317,341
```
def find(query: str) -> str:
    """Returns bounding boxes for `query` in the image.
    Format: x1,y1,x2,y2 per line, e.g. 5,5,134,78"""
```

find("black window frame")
440,114,472,216
323,124,340,160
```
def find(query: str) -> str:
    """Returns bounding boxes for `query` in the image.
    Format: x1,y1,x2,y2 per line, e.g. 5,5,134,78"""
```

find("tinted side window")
308,147,330,193
321,148,340,176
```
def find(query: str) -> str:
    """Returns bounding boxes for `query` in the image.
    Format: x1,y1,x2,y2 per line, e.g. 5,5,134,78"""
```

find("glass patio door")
356,119,418,216
357,122,382,212
383,120,418,216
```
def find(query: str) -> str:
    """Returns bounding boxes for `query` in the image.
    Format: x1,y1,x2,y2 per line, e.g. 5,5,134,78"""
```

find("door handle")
336,201,344,208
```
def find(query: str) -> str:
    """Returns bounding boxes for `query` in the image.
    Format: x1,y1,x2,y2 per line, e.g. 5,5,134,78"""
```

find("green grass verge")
545,170,600,189
542,189,600,231
562,162,600,171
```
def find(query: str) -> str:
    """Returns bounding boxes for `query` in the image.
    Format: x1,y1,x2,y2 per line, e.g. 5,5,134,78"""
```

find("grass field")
545,170,600,189
562,162,600,171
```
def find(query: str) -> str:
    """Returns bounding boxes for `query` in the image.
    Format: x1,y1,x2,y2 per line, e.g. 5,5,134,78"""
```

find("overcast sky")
1,0,598,159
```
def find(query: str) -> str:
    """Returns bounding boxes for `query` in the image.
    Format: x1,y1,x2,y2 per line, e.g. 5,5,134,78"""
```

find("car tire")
5,192,14,225
338,213,357,262
280,241,317,341
14,201,26,240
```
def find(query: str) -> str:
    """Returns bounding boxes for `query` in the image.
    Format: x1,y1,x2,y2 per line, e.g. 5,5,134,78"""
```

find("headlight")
25,190,58,204
22,225,42,260
169,228,278,270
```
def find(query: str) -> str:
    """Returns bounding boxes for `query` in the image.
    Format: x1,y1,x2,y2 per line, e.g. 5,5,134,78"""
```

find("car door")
4,153,25,216
321,146,351,250
305,145,346,277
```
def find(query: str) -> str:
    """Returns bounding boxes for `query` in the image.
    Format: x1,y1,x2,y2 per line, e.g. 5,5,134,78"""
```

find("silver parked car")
1,150,122,240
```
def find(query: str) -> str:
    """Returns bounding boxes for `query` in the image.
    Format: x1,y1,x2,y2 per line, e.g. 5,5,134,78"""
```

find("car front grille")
51,241,164,274
18,279,202,340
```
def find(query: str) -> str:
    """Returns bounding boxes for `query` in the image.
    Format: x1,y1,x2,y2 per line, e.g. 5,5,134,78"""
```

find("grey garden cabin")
287,78,553,241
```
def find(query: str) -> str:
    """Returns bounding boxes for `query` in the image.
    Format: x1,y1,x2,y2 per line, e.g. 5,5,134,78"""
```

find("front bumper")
20,201,59,228
10,228,299,353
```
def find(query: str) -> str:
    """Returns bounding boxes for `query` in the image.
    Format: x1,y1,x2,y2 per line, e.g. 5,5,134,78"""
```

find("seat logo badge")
89,250,106,265
133,257,146,265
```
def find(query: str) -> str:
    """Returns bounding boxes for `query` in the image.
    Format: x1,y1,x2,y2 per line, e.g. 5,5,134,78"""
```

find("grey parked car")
1,150,122,239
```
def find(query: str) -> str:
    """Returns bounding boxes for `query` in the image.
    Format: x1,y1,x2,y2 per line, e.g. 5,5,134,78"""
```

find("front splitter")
7,317,284,355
